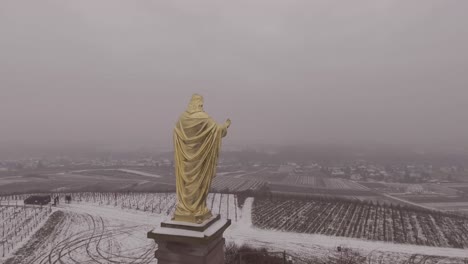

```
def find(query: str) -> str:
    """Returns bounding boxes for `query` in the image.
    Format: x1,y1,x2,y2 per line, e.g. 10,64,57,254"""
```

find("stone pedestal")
148,215,231,264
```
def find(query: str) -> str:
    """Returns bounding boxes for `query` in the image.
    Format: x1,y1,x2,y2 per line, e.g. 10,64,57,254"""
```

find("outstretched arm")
220,118,231,138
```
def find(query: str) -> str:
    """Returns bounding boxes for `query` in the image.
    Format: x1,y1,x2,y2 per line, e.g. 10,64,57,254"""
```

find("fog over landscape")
1,0,468,154
3,2,468,263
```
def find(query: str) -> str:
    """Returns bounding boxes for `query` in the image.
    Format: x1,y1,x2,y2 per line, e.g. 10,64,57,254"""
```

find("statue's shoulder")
186,111,210,119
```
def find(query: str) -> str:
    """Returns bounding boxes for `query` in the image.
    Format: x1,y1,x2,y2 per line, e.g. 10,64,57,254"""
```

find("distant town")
1,148,468,215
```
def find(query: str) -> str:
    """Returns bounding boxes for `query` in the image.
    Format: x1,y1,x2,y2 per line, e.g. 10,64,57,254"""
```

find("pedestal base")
173,210,213,224
147,215,231,264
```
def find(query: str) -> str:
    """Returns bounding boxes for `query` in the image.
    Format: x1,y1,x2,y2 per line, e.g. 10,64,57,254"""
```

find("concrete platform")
148,215,231,264
161,214,221,232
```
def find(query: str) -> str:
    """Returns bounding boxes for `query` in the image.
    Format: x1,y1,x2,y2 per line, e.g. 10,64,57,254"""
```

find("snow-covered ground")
117,169,162,179
3,197,468,264
233,168,268,179
3,205,159,264
0,206,52,263
226,198,468,262
71,169,162,178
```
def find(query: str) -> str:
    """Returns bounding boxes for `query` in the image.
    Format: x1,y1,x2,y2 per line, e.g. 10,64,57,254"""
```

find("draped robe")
173,110,228,223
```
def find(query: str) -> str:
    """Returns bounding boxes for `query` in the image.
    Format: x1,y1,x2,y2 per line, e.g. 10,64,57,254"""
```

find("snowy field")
3,207,158,264
71,168,162,178
229,198,468,263
2,194,468,264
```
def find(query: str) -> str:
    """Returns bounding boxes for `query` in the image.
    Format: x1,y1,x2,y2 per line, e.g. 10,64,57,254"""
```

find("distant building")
331,171,345,177
350,174,362,181
278,165,295,174
406,184,424,194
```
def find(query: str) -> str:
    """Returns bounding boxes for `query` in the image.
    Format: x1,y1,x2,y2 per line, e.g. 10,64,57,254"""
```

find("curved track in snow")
5,195,468,264
18,210,157,264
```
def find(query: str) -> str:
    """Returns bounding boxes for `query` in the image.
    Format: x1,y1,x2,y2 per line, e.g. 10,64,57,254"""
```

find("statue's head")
187,94,204,113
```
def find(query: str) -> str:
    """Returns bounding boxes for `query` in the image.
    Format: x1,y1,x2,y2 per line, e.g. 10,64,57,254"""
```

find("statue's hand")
225,118,231,128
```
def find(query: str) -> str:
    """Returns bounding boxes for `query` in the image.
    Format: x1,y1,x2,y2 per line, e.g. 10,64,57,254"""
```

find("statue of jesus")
173,94,231,223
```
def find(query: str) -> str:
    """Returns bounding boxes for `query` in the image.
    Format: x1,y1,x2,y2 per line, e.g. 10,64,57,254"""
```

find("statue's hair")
186,94,204,113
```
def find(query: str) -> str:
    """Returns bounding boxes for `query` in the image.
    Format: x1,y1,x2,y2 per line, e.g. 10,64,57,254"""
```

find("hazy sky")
1,0,467,150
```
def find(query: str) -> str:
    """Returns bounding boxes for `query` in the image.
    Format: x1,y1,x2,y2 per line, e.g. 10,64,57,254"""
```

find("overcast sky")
1,0,467,150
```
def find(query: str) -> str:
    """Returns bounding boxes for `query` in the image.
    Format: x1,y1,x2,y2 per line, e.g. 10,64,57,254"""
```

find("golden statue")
173,94,231,223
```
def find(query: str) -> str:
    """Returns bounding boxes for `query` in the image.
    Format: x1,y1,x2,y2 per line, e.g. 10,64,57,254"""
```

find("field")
68,192,241,221
0,172,153,194
282,175,369,190
1,192,240,224
252,195,468,249
0,204,52,258
0,192,240,263
3,209,157,264
0,167,274,195
417,202,468,214
359,182,460,196
2,192,468,263
211,177,265,192
269,183,376,197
